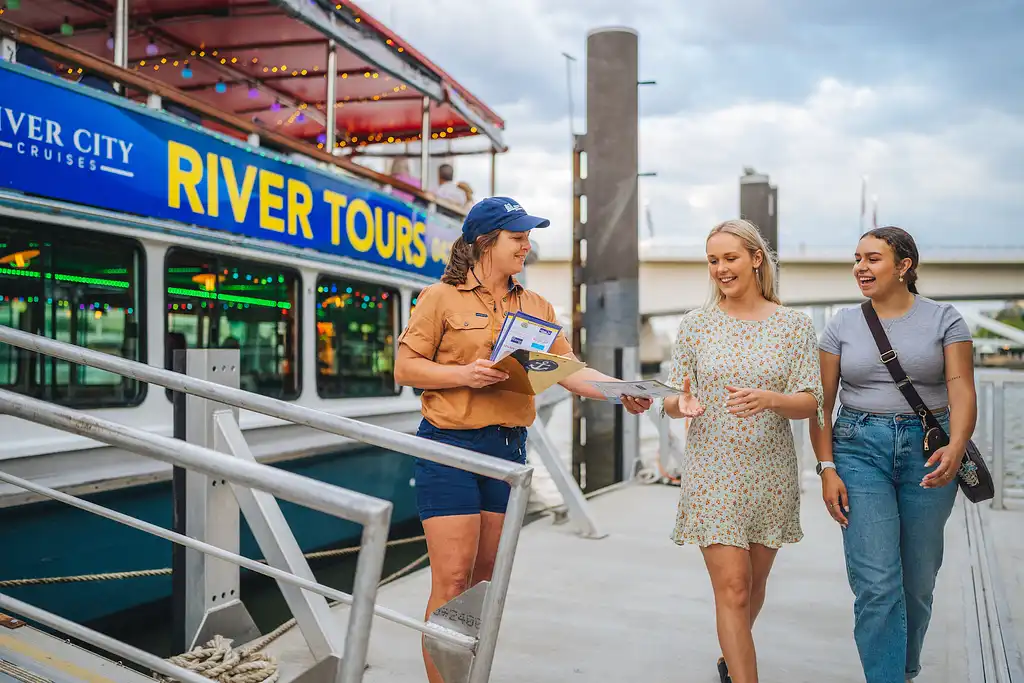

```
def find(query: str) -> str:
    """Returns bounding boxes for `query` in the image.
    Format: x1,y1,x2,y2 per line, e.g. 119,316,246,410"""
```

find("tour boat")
0,0,511,626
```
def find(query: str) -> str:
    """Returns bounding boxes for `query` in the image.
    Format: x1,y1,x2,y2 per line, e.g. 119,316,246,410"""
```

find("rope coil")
154,550,430,682
159,636,279,683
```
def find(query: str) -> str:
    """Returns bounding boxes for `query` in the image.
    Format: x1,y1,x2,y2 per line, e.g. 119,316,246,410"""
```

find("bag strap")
859,301,944,432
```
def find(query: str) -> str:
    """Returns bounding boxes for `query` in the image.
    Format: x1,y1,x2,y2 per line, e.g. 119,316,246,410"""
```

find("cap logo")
503,202,523,213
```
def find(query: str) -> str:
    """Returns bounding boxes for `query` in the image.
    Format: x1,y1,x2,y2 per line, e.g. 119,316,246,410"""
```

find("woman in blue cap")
395,196,652,683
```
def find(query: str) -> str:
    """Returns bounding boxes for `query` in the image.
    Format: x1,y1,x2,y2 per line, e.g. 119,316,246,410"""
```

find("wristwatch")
815,461,837,476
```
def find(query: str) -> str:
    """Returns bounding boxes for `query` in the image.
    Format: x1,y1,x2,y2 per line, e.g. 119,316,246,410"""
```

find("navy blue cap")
461,196,550,243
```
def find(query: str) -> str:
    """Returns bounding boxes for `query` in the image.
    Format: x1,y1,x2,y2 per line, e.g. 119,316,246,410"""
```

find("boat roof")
3,0,506,152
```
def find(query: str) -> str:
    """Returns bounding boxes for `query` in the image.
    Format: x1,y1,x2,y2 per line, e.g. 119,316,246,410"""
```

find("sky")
357,0,1024,258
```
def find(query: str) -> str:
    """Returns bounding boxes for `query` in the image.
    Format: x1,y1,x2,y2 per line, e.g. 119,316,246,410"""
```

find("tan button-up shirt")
398,272,574,429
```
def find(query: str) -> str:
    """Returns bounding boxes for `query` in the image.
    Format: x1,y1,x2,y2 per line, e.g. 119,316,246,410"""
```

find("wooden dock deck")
263,483,980,683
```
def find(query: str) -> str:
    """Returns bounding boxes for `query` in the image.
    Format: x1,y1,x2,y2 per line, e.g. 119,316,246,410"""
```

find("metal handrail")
974,368,1022,509
0,389,391,525
0,325,535,683
0,388,392,683
0,326,530,484
0,592,217,683
0,467,474,651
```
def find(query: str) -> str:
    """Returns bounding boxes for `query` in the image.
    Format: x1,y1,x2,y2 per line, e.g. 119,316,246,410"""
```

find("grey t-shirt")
819,296,973,414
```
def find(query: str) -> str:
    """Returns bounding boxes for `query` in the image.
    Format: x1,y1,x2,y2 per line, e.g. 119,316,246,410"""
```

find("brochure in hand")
489,311,561,361
487,312,585,395
491,349,585,396
585,379,682,402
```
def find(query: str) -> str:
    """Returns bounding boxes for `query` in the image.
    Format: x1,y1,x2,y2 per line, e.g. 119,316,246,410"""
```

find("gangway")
0,325,597,683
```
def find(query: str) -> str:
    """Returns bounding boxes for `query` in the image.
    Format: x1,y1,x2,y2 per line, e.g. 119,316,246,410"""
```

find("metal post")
739,169,779,256
991,378,1005,510
420,96,431,191
183,349,260,651
575,27,641,492
171,349,188,658
1,38,16,63
467,477,532,683
113,0,128,69
325,40,337,151
571,135,585,485
527,419,606,538
213,413,344,662
489,147,497,197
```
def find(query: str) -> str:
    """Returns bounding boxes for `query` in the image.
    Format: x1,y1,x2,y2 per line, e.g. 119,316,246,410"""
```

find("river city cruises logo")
0,104,136,178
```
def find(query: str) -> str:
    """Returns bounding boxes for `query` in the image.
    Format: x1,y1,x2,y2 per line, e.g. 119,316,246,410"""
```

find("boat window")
165,249,300,400
0,220,145,407
315,276,400,398
409,291,424,397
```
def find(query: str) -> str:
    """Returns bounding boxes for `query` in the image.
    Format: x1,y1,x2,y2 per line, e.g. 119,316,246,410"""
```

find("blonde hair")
704,219,781,307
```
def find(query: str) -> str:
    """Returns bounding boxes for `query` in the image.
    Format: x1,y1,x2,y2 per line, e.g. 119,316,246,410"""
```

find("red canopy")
6,0,506,152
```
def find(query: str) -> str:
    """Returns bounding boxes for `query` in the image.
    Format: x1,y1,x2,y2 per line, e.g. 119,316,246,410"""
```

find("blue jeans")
833,406,958,683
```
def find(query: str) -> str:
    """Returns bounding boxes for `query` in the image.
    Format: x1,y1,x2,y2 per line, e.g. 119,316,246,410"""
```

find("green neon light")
0,267,42,278
0,268,129,289
54,274,130,289
167,287,292,310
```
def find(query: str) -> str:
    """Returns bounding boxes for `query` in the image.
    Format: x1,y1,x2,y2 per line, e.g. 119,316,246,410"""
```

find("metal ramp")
0,617,155,683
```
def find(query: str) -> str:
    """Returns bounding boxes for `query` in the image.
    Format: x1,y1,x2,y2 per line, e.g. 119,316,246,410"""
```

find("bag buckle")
880,349,898,363
896,378,912,388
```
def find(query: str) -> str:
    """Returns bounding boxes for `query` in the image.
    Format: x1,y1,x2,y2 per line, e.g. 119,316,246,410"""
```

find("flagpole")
859,175,868,235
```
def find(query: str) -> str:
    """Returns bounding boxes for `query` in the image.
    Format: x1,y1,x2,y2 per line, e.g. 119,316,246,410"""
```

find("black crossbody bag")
860,301,994,504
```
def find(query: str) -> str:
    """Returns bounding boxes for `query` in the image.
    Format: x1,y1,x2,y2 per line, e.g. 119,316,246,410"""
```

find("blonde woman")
661,219,824,683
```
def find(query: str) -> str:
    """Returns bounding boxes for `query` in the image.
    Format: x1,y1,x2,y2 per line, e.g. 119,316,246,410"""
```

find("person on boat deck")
394,196,653,683
809,227,977,683
660,219,824,683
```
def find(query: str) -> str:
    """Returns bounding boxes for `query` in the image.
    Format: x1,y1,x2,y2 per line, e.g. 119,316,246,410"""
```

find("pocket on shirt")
443,313,492,363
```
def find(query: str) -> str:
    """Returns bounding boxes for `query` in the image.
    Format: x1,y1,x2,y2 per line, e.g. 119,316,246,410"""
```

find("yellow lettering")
167,141,204,214
411,221,428,268
323,190,348,245
346,199,374,253
374,208,396,259
259,170,285,233
395,215,413,263
287,179,314,239
206,153,220,218
221,158,257,223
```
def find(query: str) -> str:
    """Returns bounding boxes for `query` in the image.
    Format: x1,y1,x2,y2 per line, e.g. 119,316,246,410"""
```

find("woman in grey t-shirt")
809,227,977,683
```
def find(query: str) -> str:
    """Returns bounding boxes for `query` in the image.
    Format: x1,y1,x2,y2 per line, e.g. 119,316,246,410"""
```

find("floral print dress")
662,305,824,549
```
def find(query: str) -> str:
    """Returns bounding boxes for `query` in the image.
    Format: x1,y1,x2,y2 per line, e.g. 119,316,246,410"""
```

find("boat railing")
0,17,470,220
0,324,536,683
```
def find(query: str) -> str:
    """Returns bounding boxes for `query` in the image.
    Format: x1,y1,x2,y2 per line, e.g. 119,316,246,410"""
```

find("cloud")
356,0,1024,253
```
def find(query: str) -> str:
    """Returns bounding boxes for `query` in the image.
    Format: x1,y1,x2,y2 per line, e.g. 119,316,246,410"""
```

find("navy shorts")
413,418,528,521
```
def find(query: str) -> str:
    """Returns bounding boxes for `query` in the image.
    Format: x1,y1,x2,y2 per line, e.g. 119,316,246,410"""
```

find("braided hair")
862,226,920,294
440,231,502,285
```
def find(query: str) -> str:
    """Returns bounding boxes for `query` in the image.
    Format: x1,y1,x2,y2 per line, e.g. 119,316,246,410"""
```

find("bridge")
525,242,1024,317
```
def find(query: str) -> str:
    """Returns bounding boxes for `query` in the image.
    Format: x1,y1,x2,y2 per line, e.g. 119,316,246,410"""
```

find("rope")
158,635,279,683
154,549,432,682
0,535,426,588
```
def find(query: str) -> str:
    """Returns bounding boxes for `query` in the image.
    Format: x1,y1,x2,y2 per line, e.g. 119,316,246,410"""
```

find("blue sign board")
0,63,461,279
